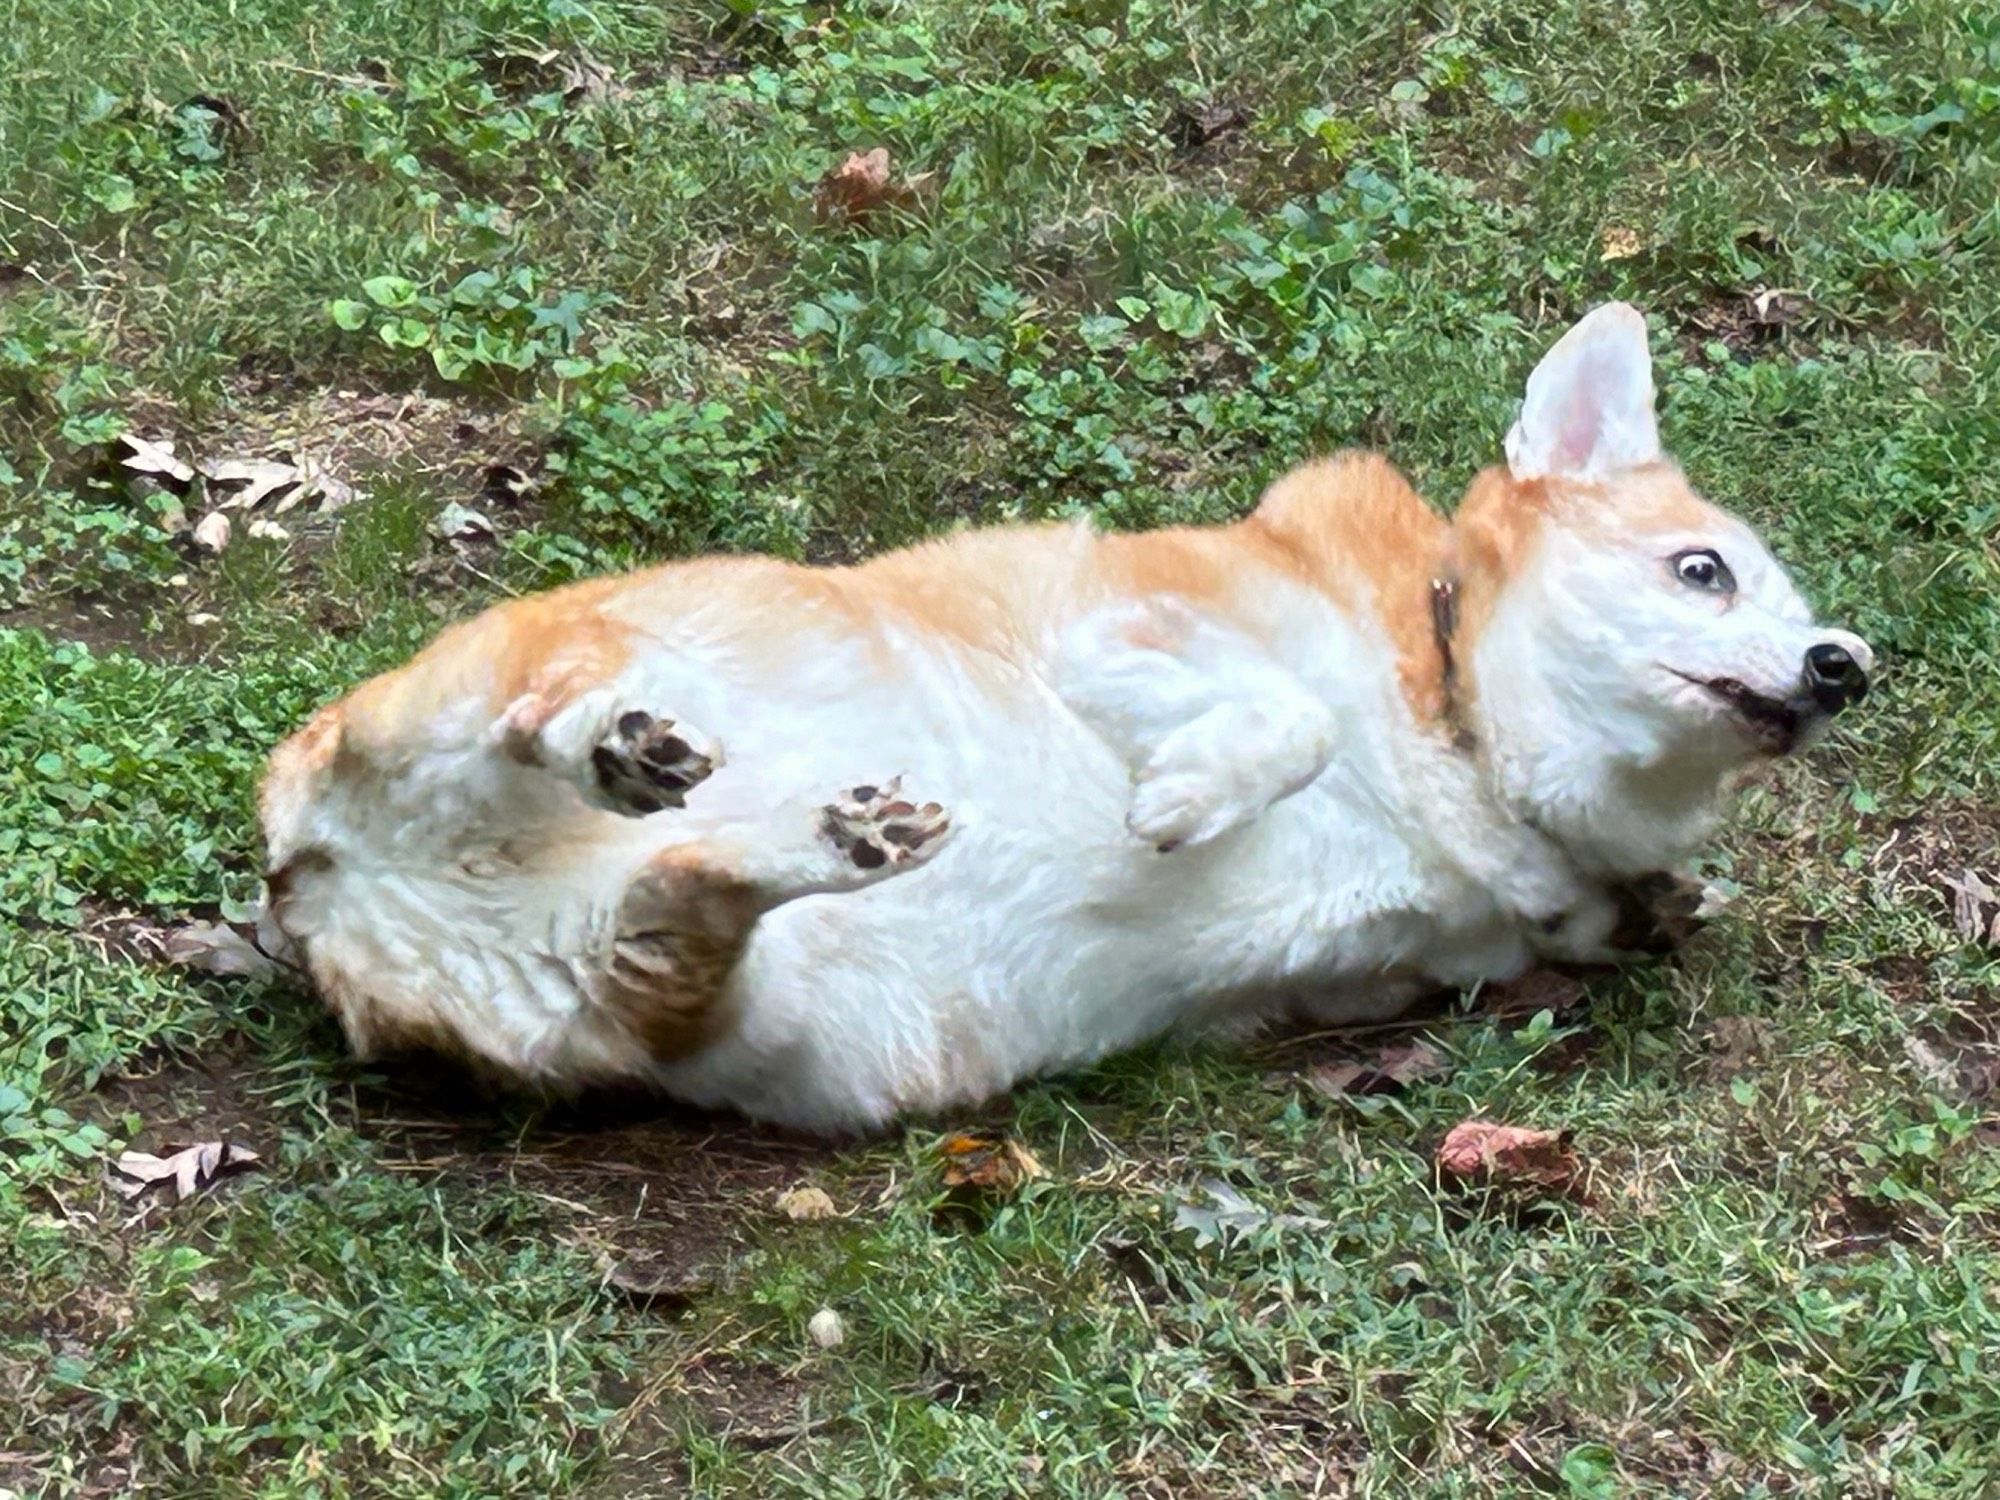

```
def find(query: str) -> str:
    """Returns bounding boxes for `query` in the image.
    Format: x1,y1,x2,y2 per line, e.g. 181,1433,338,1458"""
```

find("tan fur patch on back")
1244,452,1453,722
1446,466,1555,657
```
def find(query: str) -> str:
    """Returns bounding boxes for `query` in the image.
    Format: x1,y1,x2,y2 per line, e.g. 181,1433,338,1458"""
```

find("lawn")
3,0,1999,1494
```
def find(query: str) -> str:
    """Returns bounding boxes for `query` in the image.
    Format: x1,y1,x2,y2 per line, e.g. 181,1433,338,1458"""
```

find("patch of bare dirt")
429,1096,843,1277
91,1040,294,1169
70,900,176,964
0,588,198,663
1681,284,1808,359
1812,1190,1915,1261
92,1041,852,1276
595,1357,831,1497
194,381,529,519
1702,1014,1777,1081
1868,802,2000,944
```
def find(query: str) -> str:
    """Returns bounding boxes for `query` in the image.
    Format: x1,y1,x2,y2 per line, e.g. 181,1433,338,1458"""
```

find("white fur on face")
1511,502,1869,759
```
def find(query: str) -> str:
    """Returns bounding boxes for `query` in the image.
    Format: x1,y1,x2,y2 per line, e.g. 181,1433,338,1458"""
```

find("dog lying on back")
260,304,1871,1132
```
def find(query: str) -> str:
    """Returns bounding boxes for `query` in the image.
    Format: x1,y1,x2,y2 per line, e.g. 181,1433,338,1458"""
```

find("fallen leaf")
1172,1177,1329,1248
1435,1118,1587,1199
163,918,276,977
813,147,919,225
603,1257,710,1309
1749,286,1803,326
191,511,232,554
1481,968,1586,1021
776,1184,838,1221
1307,1039,1449,1098
1943,869,2000,947
808,1307,845,1349
295,453,357,512
117,434,196,487
1599,225,1643,261
202,456,305,511
1166,98,1247,151
432,502,496,543
937,1131,1046,1193
1904,1034,1960,1093
112,1141,260,1203
559,49,631,106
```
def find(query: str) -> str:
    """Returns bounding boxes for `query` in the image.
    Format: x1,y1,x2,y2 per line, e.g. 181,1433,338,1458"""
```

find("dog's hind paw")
818,778,952,873
590,710,721,815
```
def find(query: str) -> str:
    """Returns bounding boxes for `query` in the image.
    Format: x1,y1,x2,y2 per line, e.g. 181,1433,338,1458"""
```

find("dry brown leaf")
295,453,357,512
1703,1014,1774,1080
938,1131,1045,1193
203,456,304,511
1172,1177,1329,1247
559,50,632,107
1307,1039,1449,1098
163,918,277,977
813,147,918,225
117,433,196,486
1904,1035,1960,1093
1481,968,1587,1021
1944,869,2000,947
1749,286,1803,326
112,1141,260,1203
1599,225,1643,261
603,1256,710,1309
1436,1118,1587,1199
776,1184,838,1221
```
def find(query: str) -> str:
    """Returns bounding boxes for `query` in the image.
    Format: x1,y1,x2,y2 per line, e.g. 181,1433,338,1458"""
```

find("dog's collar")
1430,574,1476,752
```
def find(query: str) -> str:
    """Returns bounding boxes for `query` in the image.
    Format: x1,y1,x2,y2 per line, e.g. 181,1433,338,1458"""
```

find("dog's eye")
1673,549,1735,594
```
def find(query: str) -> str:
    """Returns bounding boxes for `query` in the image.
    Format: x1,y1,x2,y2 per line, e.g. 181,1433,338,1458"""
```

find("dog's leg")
1060,598,1336,851
493,688,722,817
597,781,952,1057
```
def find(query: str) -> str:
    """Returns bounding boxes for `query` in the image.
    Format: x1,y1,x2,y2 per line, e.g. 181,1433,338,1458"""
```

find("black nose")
1803,643,1868,714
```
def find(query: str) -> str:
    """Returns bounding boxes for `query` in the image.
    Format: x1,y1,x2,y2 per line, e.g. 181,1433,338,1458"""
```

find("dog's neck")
1451,593,1739,880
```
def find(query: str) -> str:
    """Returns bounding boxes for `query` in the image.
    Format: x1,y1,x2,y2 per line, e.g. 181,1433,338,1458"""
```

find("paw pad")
821,778,951,870
593,710,718,814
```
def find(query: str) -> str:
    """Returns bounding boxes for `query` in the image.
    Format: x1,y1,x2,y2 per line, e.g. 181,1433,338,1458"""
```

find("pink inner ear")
1555,386,1601,472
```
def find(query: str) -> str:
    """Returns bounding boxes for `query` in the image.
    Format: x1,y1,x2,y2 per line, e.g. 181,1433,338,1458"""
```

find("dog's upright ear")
1504,303,1660,482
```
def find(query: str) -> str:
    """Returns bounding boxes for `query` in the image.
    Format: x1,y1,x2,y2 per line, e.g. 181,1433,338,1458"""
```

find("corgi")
260,304,1872,1132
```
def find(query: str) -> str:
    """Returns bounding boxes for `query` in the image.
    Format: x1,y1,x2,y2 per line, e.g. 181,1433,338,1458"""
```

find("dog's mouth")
1671,671,1809,754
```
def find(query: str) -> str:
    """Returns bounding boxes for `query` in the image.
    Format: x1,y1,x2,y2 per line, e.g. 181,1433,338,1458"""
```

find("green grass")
5,0,2000,1493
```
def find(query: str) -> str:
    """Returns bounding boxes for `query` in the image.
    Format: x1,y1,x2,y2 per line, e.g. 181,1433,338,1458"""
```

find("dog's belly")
648,748,1514,1132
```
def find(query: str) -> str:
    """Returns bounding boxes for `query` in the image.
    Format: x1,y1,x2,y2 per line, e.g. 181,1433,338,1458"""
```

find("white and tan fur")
260,305,1873,1133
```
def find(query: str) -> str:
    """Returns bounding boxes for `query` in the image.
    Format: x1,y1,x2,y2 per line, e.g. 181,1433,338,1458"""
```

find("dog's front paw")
498,689,723,816
1127,772,1257,853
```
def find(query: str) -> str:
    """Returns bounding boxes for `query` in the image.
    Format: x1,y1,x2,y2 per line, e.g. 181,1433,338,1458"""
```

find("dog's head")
1451,303,1871,872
